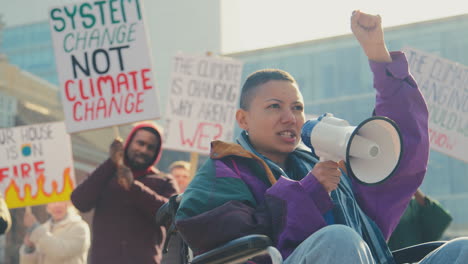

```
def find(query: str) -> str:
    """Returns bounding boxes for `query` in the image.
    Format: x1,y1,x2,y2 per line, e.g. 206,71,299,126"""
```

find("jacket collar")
210,140,277,185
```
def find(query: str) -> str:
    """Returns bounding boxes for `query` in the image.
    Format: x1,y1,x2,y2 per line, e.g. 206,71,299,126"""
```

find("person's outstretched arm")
71,139,122,212
349,11,429,239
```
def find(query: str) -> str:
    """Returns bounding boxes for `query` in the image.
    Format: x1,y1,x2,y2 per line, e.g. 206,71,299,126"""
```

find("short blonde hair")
169,161,190,172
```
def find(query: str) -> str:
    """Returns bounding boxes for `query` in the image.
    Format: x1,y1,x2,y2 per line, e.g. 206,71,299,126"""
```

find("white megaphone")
301,113,403,185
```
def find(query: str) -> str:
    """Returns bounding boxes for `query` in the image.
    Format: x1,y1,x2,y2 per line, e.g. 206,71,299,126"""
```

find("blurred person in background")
71,122,178,264
169,161,191,193
161,160,193,264
19,201,90,264
388,189,453,250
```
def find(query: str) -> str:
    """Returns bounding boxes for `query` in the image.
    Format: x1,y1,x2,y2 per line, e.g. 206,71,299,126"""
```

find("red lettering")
96,97,107,118
72,93,146,121
436,134,447,147
213,123,223,140
97,75,115,95
65,80,76,101
21,163,31,178
73,101,83,121
79,79,90,100
116,73,129,92
124,93,135,113
89,77,96,97
67,69,156,121
0,161,45,183
135,92,144,113
197,123,210,151
141,68,153,90
66,69,152,105
179,121,223,151
0,168,8,182
13,165,18,177
128,71,138,91
109,96,122,116
429,128,455,150
33,161,45,175
179,121,200,147
84,100,95,120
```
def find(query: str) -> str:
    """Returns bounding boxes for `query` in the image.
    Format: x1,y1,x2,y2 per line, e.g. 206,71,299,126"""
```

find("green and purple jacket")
176,52,429,263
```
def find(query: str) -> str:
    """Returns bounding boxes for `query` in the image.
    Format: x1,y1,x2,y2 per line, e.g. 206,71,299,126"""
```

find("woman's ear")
236,109,248,131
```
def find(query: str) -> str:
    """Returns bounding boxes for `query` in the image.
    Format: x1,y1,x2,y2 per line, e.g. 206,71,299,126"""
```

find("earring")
245,130,249,136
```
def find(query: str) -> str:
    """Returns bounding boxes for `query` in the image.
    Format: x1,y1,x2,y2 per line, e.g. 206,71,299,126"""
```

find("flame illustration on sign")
5,167,75,208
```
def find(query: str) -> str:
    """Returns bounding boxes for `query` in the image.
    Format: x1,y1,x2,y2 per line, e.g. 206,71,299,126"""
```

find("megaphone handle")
317,156,332,196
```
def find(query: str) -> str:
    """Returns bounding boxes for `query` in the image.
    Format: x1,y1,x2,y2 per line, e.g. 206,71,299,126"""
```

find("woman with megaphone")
175,10,468,264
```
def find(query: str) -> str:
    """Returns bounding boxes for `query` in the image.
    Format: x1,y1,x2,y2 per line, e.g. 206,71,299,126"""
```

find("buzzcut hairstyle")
169,160,191,172
239,69,298,110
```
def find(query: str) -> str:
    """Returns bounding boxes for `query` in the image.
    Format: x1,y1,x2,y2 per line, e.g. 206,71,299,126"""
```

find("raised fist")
110,137,124,166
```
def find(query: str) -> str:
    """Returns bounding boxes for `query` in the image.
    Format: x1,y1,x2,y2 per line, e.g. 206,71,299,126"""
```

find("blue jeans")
284,225,375,264
283,225,468,264
419,237,468,264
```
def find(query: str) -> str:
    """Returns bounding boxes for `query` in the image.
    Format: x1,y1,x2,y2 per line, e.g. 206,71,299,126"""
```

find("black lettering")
92,49,110,74
0,129,15,145
71,52,90,78
171,77,183,95
109,45,130,71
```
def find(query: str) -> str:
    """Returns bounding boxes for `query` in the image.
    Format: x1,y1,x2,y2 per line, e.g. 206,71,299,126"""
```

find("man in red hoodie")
71,123,178,264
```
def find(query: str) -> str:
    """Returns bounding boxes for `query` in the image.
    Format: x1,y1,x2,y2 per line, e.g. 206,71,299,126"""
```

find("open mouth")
278,130,297,139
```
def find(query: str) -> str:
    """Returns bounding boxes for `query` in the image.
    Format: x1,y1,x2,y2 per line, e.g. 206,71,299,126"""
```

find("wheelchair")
156,194,445,264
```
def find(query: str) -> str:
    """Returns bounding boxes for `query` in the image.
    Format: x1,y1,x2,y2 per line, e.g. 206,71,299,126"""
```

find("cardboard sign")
164,54,243,154
0,122,75,208
404,47,468,163
49,0,160,133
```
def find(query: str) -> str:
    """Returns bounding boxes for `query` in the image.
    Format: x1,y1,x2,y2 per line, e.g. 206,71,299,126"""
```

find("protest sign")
404,47,468,162
0,122,75,208
49,0,160,133
164,54,243,154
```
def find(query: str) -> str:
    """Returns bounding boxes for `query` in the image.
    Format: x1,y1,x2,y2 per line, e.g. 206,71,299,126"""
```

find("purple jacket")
176,51,429,261
71,123,178,264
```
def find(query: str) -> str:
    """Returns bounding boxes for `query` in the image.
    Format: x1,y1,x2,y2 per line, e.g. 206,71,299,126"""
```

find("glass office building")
229,15,468,237
1,21,58,86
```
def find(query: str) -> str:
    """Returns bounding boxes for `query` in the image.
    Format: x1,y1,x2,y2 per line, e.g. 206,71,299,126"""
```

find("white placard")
164,54,243,154
0,122,76,208
49,0,160,133
404,47,468,163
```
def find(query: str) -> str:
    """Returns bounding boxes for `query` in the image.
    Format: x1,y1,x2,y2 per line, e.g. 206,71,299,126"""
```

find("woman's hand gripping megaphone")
310,160,344,193
302,113,349,193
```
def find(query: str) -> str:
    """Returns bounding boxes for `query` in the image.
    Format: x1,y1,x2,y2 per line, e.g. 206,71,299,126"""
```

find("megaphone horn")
301,113,403,185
